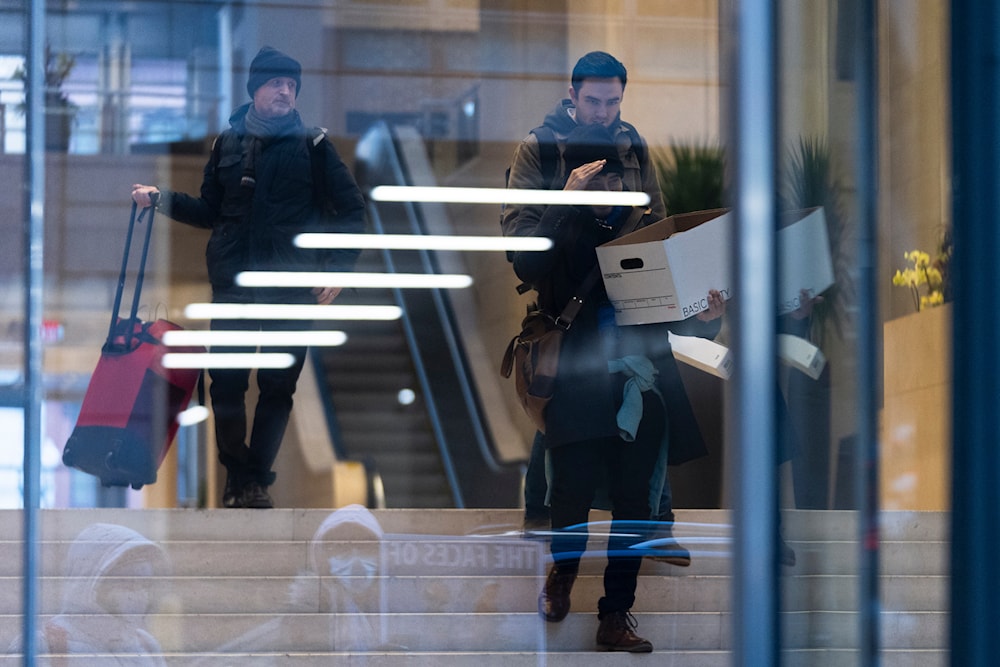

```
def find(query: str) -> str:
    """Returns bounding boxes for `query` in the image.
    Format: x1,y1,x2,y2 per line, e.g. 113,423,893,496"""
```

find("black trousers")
548,393,664,616
209,317,308,486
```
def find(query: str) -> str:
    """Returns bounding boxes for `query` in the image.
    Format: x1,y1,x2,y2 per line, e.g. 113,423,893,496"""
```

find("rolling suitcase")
62,198,204,489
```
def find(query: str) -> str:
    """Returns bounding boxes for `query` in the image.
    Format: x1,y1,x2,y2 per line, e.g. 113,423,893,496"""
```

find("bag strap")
554,206,648,329
309,127,334,215
555,265,600,329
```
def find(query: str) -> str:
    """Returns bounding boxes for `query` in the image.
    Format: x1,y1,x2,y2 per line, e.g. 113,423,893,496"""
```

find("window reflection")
8,523,170,665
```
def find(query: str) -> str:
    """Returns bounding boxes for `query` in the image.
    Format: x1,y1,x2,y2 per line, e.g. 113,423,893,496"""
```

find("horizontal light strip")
370,185,651,207
162,353,296,369
295,233,553,252
162,330,348,347
184,303,403,321
177,405,210,426
235,271,473,289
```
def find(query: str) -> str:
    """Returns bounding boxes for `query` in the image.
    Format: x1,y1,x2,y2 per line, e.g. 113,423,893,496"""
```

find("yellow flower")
893,246,949,312
920,291,944,310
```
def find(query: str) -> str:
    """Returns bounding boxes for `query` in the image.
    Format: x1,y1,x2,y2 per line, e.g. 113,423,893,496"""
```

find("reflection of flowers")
892,247,948,312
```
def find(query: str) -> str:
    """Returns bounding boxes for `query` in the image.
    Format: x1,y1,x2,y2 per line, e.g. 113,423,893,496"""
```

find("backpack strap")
619,120,647,166
530,125,560,189
308,127,336,216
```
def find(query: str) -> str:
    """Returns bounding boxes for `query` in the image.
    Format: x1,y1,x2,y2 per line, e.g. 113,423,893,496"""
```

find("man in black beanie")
131,47,366,509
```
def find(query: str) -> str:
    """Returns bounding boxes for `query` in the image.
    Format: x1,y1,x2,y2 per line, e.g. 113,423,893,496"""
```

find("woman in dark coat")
507,123,725,652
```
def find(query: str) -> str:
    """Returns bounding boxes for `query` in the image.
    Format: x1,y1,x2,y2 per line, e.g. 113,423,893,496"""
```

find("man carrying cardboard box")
505,122,725,653
502,51,688,543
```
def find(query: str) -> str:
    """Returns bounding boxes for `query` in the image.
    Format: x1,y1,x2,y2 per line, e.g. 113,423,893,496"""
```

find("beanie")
562,124,625,176
246,46,302,98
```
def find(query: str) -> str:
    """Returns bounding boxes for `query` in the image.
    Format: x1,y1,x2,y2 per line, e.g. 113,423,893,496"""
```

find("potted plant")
12,46,77,152
891,227,952,312
654,141,726,215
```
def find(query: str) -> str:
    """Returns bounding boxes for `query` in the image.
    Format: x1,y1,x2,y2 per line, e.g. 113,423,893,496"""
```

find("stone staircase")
0,509,948,665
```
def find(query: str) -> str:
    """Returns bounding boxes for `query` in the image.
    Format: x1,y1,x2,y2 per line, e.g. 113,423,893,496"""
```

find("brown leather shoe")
596,610,653,653
538,565,576,622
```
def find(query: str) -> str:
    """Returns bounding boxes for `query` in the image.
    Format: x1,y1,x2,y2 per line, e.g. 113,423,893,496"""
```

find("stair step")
0,572,947,616
0,609,947,653
0,650,949,666
0,508,947,544
0,651,734,666
0,509,950,662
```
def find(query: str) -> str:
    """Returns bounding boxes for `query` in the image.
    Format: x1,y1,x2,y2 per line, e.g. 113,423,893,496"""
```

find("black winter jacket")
161,103,367,302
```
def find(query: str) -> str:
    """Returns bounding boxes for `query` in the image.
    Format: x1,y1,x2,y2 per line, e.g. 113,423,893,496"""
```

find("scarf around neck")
239,104,303,189
244,104,302,139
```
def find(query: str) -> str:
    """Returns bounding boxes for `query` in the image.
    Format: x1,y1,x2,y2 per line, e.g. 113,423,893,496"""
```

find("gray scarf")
244,104,301,139
240,105,303,189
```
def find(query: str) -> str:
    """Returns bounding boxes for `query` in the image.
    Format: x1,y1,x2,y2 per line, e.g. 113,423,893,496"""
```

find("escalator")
314,122,524,509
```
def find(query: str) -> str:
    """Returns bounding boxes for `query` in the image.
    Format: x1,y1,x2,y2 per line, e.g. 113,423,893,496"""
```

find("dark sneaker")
596,610,653,653
241,482,274,509
645,521,691,567
222,473,244,508
538,565,576,622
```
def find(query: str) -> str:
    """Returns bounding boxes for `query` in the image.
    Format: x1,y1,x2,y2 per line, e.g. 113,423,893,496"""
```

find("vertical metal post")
727,0,779,663
22,0,46,665
852,2,881,666
217,5,233,135
950,1,1000,664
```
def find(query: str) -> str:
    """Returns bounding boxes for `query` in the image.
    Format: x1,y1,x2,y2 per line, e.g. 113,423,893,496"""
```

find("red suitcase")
62,199,204,489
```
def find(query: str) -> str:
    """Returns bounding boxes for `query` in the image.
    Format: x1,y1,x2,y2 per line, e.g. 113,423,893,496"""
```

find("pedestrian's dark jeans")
547,393,664,616
209,317,308,487
524,430,550,520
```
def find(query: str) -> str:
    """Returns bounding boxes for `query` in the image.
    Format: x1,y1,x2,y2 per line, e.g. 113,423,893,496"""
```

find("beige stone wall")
877,1,951,510
879,1,950,322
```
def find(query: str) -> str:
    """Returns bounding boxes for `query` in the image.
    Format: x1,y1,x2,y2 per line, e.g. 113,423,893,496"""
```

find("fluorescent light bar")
163,330,348,347
235,271,473,289
370,185,650,207
184,303,403,321
162,352,296,369
294,233,553,252
177,405,210,426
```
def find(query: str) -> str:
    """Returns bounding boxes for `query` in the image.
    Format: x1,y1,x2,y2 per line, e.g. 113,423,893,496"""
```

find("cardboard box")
668,332,733,380
597,209,733,325
596,206,834,325
778,207,835,315
777,333,826,379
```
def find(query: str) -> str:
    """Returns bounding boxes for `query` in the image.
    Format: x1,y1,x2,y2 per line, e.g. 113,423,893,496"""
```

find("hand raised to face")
563,159,607,191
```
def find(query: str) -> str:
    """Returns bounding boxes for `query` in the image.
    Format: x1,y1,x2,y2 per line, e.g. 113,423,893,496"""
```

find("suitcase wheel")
131,483,144,490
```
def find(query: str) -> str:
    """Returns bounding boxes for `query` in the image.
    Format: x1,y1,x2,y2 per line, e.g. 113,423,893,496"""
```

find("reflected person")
131,46,367,509
506,123,725,653
8,523,170,666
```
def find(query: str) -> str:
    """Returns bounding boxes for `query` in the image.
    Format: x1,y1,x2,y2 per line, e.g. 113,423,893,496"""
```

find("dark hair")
562,124,624,176
571,51,628,92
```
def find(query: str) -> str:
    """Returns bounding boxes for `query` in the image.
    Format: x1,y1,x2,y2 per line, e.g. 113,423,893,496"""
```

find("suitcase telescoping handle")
105,195,158,353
